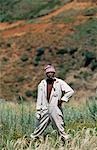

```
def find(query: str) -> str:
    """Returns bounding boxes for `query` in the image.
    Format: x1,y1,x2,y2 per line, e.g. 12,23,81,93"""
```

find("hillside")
0,0,72,22
0,1,97,103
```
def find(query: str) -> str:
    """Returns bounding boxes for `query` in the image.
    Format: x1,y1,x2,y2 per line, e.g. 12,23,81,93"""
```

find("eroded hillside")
0,1,97,103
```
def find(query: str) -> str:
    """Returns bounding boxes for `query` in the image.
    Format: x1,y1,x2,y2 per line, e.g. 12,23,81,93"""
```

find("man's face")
46,72,55,79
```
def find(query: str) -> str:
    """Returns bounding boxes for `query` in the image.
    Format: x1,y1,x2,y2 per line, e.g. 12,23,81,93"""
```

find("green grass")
0,96,97,149
51,8,80,23
65,18,97,70
0,0,71,22
72,18,97,42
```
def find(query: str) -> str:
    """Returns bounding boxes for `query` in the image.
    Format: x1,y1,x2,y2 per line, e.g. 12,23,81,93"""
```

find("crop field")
0,96,97,150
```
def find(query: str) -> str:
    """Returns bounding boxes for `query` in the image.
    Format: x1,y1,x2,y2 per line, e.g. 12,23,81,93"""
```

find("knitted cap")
44,65,55,73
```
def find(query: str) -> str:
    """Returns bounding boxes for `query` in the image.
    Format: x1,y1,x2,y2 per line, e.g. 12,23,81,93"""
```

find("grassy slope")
0,0,71,22
0,1,97,102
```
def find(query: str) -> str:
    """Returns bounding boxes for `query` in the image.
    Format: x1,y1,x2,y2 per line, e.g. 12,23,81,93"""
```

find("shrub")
56,47,78,55
57,64,69,79
25,90,33,97
26,46,32,51
32,47,45,66
33,56,41,66
90,38,97,46
91,60,97,71
72,19,97,41
56,48,66,55
31,89,37,99
75,71,92,80
16,76,25,82
66,47,78,55
63,17,75,23
25,89,37,98
83,7,97,16
82,51,95,67
20,54,29,62
2,57,9,63
36,47,45,56
6,42,11,47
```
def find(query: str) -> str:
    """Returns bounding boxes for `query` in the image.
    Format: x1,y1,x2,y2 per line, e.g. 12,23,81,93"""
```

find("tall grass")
0,96,97,149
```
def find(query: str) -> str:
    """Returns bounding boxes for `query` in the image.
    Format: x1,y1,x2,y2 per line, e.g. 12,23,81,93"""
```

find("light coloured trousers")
32,106,67,140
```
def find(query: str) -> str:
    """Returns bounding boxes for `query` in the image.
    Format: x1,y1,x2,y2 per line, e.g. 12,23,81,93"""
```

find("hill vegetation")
0,1,97,102
0,0,72,22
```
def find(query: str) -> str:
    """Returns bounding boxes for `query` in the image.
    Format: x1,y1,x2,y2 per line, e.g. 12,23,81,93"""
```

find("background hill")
0,0,97,103
0,0,72,22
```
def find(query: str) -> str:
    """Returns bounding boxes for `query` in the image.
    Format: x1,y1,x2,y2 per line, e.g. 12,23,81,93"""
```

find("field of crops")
0,96,97,150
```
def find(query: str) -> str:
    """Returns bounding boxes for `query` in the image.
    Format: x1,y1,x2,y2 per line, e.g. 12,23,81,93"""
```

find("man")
30,64,74,141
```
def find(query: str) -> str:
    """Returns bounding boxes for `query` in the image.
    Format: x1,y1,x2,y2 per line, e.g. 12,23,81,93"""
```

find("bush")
36,47,45,56
20,54,29,62
56,48,66,55
16,76,25,82
25,89,37,98
6,43,11,47
26,46,32,51
33,56,41,66
2,57,9,63
31,89,37,99
90,38,97,46
56,47,78,55
72,19,97,41
66,47,78,55
25,90,33,97
91,60,97,71
57,64,69,79
82,51,95,67
32,47,45,66
83,7,97,16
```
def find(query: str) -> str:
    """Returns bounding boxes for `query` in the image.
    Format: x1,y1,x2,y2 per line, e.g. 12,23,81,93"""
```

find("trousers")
32,106,67,140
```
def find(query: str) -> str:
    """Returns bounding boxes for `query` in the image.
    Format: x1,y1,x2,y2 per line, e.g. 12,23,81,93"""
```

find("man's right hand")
58,100,63,108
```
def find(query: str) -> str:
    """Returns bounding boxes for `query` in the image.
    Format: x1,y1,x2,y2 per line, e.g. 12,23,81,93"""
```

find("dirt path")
40,1,92,21
0,1,93,38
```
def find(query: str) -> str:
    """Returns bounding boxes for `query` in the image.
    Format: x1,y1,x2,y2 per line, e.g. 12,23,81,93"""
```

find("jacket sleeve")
60,80,74,102
36,84,43,110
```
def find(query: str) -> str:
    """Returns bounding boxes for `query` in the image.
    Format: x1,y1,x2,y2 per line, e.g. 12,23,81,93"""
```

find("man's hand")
36,110,41,120
58,100,63,108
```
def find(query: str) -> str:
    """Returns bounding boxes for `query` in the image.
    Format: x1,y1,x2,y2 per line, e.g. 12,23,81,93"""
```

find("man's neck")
46,77,56,83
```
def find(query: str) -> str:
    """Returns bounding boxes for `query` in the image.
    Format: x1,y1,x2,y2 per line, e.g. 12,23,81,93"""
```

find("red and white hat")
44,64,55,73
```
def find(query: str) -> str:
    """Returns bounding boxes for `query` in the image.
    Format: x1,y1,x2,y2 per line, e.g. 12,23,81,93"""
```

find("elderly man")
30,64,74,141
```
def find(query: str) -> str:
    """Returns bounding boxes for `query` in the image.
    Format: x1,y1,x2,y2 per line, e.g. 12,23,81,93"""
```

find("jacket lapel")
43,79,47,99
